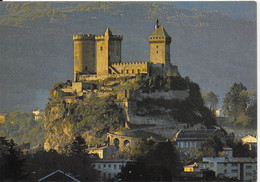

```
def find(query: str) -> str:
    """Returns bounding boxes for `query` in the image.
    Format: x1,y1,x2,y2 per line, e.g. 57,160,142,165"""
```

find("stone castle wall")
111,61,150,75
131,90,189,101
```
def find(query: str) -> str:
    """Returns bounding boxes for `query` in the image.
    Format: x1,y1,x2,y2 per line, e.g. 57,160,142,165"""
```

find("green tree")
202,91,218,111
0,138,27,180
144,141,182,180
119,141,182,181
130,138,156,159
25,149,98,181
200,134,224,157
0,110,45,147
225,133,256,157
223,82,249,125
246,90,257,128
69,136,88,158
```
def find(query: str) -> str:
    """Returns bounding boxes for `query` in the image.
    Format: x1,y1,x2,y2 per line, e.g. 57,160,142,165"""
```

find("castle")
46,19,192,152
73,19,179,82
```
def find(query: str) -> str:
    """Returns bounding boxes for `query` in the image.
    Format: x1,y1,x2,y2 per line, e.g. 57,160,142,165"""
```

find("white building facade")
92,159,132,180
203,157,257,181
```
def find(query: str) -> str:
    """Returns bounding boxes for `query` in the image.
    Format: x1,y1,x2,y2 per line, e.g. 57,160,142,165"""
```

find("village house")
173,128,225,154
92,159,132,180
0,113,7,123
241,135,257,151
87,145,116,159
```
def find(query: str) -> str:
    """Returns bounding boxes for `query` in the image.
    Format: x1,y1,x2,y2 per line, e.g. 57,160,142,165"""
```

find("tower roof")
150,26,170,38
105,27,112,35
150,19,171,38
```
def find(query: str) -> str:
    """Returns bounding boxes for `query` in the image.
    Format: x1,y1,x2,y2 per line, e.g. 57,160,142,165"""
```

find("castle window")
121,70,124,74
132,69,134,73
137,69,140,74
156,51,158,53
100,46,103,51
85,66,88,70
126,70,129,74
156,46,158,48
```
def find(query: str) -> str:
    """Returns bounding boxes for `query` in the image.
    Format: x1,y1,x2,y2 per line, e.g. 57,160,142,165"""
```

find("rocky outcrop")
44,75,216,152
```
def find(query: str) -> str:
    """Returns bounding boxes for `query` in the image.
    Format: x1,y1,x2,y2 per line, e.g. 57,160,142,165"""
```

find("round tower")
73,33,95,81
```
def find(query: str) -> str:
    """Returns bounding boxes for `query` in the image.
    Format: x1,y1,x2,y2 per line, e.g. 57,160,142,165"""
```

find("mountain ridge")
0,2,256,112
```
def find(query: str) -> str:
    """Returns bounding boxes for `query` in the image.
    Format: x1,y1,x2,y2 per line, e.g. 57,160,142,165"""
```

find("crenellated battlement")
73,33,95,40
112,61,148,66
95,35,105,40
149,36,165,40
95,34,123,40
110,35,123,39
148,36,171,42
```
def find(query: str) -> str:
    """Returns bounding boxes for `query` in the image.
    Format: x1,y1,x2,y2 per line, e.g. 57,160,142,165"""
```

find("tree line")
203,82,256,128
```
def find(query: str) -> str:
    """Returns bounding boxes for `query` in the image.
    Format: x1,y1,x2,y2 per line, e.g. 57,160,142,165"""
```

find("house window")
108,164,111,168
246,166,252,169
224,170,227,174
224,163,227,167
108,173,111,179
180,142,184,148
98,164,101,169
104,164,106,168
189,141,192,147
186,142,189,148
246,173,252,176
119,165,122,169
114,164,117,170
93,164,96,168
232,163,237,167
232,170,238,173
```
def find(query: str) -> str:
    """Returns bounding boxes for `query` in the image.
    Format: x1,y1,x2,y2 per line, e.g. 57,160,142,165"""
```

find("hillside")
44,75,216,152
0,2,256,112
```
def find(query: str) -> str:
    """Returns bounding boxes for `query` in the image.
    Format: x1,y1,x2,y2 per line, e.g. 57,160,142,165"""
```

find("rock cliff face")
44,75,216,152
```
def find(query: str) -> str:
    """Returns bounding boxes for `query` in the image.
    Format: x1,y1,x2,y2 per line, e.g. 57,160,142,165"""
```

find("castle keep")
73,19,179,82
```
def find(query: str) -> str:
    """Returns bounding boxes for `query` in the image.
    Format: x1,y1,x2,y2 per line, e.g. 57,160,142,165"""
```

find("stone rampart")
95,35,123,40
77,73,146,82
73,33,95,40
133,90,189,101
111,61,148,66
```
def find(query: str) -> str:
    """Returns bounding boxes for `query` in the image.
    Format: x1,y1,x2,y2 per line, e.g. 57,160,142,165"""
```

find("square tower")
149,19,171,65
95,28,123,75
